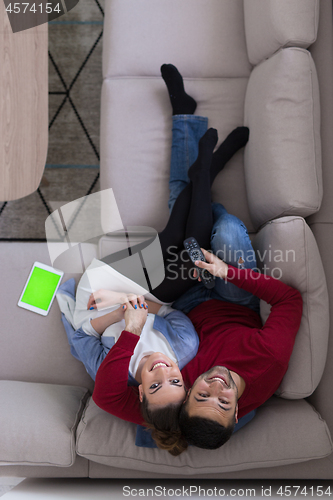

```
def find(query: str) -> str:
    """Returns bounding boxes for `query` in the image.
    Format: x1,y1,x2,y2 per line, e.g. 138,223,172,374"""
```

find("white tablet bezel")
18,261,64,316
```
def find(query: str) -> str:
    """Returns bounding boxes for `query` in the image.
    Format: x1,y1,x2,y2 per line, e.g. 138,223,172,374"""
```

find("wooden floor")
0,0,103,239
0,2,48,201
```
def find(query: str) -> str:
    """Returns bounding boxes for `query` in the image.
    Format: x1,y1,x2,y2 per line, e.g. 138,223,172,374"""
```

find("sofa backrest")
243,47,322,231
102,0,251,79
244,0,319,66
253,216,329,399
242,0,322,231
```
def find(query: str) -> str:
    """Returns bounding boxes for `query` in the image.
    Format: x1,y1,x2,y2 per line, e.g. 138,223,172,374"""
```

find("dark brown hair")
140,395,188,456
179,400,235,449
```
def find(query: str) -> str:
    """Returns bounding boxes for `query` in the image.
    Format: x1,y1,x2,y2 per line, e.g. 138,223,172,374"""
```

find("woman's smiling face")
138,352,186,407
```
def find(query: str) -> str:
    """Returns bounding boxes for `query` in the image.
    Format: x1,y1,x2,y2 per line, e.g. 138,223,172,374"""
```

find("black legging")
152,134,215,302
150,125,248,302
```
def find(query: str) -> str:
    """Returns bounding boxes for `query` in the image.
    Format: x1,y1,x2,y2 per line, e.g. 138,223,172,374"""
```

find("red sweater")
183,266,303,418
93,266,303,424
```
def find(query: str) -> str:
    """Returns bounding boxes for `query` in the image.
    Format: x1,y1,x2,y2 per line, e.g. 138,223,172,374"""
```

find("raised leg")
210,127,249,182
158,128,218,258
153,130,218,302
168,115,208,213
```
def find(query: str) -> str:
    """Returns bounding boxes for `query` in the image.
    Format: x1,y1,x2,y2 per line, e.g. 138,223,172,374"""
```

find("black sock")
188,128,218,181
161,64,197,115
210,126,249,182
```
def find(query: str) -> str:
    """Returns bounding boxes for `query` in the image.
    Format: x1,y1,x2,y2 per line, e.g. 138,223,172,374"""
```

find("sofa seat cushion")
101,76,255,233
103,0,251,79
0,381,89,467
0,242,94,391
244,0,319,66
253,217,329,398
244,48,322,230
76,396,332,475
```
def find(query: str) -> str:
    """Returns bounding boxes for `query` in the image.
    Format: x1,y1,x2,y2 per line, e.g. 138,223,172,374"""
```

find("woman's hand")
90,305,126,335
194,248,229,280
87,290,146,310
89,295,148,335
124,301,149,337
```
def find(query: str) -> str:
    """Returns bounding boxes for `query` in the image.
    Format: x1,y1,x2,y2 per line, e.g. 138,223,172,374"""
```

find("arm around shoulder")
92,330,144,425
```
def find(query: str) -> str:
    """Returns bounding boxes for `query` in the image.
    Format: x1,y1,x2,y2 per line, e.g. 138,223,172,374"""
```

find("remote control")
183,237,215,289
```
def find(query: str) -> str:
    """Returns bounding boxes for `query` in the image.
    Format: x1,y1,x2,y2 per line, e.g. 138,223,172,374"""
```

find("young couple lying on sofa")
58,65,303,457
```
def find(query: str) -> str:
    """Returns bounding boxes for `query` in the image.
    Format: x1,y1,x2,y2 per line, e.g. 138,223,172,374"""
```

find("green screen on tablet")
21,266,62,311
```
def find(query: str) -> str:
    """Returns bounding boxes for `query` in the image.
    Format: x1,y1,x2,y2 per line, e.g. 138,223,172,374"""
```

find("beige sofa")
1,0,333,479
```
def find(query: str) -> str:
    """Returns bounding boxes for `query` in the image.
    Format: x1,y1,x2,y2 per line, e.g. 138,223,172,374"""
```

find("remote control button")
191,250,201,261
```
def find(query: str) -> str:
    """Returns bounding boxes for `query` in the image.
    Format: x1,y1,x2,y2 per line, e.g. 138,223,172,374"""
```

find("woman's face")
138,352,186,407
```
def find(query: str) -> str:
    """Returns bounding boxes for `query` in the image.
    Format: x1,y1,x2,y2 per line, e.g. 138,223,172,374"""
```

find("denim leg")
172,281,211,314
168,115,208,213
210,203,260,314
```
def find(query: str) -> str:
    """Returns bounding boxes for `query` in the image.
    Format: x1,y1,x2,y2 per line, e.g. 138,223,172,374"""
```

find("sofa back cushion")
103,0,251,78
0,242,95,391
252,216,329,399
244,48,322,231
244,0,319,65
76,396,332,474
101,76,255,233
0,381,89,467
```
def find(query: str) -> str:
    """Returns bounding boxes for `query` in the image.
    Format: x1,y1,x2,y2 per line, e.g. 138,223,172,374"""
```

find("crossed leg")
152,65,250,303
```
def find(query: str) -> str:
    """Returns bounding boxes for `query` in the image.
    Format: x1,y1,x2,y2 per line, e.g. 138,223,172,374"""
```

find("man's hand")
87,290,143,310
194,248,229,280
124,301,148,337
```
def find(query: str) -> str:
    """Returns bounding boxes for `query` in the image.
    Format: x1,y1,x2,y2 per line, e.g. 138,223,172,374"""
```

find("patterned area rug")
0,0,104,240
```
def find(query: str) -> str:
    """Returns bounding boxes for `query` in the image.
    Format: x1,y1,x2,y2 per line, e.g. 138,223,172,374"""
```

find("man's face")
139,352,186,407
186,366,239,426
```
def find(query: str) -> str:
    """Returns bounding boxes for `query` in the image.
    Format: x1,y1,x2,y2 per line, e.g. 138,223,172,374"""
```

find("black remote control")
183,237,215,289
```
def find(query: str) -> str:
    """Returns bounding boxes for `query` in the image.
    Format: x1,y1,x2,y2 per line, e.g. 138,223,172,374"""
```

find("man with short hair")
158,64,303,450
174,249,303,449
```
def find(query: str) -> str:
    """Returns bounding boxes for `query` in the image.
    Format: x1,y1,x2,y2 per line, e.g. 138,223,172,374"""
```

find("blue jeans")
169,115,260,315
168,115,209,212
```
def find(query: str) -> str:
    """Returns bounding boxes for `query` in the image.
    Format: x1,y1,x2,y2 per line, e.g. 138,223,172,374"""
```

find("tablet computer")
18,262,64,316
